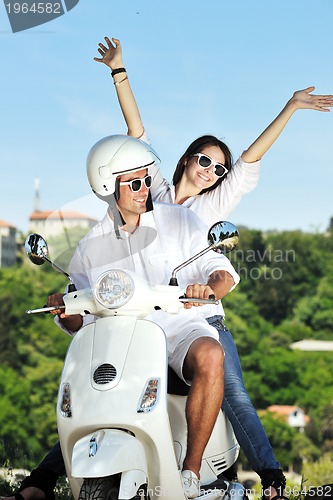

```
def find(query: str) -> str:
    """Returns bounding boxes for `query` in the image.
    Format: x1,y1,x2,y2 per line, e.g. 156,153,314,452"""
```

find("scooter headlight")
94,270,134,309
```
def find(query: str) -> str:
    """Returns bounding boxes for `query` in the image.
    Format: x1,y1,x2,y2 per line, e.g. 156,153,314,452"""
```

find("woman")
94,37,333,499
95,37,333,229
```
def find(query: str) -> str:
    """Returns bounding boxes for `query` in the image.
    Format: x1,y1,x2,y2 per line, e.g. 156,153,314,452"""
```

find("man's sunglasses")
119,174,152,192
192,153,228,178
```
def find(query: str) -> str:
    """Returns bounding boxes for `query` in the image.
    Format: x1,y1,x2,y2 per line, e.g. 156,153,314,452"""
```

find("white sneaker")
181,470,200,498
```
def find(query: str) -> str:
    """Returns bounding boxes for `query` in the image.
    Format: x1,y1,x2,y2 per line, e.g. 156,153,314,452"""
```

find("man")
4,135,239,499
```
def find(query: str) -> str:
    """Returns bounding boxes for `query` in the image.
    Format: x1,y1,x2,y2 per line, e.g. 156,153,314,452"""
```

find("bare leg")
182,337,224,477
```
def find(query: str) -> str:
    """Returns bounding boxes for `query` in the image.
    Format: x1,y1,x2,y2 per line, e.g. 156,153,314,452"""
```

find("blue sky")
0,0,332,233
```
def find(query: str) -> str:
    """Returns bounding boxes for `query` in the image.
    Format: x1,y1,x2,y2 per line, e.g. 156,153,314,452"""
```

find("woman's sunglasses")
119,174,152,192
192,153,228,178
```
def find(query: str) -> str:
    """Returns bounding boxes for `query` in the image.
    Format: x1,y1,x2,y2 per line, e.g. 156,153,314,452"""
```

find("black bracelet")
111,67,126,77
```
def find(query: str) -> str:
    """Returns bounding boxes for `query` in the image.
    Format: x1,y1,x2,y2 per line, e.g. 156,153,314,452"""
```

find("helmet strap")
109,195,125,239
95,192,125,240
146,191,153,212
114,178,121,201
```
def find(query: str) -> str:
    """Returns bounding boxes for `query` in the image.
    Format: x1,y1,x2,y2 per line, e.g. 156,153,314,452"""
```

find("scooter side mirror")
24,233,75,289
25,233,49,265
169,220,239,285
208,221,239,254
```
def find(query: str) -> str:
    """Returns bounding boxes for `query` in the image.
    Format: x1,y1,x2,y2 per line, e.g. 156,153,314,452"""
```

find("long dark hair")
172,135,233,194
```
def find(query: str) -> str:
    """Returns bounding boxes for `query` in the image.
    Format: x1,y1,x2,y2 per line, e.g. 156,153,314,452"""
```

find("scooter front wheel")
78,475,120,500
78,475,149,500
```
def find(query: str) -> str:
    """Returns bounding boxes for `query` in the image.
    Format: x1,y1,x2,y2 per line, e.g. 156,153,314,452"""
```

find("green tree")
319,402,333,442
0,294,20,369
293,272,333,336
245,230,328,324
0,367,34,468
290,432,321,474
0,262,70,467
302,453,333,488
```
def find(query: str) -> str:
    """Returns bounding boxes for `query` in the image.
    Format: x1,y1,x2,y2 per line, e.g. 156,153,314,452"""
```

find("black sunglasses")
192,153,228,178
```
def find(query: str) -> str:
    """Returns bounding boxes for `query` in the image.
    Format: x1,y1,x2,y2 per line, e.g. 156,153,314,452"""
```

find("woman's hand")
94,36,124,70
288,86,333,112
94,35,144,138
243,85,333,163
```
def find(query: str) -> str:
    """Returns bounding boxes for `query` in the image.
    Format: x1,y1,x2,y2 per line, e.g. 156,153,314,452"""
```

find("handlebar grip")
179,295,219,305
26,305,66,315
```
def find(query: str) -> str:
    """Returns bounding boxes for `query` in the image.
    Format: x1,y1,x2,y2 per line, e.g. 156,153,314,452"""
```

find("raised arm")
94,36,144,138
242,86,333,163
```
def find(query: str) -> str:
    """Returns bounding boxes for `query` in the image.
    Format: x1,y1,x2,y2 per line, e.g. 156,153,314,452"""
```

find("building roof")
290,339,333,351
0,219,16,228
268,405,302,416
267,405,310,424
29,210,97,222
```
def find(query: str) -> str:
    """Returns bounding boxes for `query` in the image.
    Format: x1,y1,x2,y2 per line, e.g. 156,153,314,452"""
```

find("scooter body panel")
72,429,148,500
58,315,239,499
58,316,185,498
168,395,239,484
71,429,148,477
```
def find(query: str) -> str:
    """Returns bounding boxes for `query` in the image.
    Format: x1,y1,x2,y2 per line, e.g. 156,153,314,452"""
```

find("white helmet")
86,134,160,197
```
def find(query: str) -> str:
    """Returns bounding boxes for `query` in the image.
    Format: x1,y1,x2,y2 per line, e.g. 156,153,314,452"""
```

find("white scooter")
25,221,245,500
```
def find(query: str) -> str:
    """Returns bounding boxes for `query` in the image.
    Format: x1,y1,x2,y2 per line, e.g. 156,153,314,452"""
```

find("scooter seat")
167,366,190,396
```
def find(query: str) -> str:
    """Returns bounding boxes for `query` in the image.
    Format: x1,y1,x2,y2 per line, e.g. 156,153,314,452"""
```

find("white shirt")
64,203,240,352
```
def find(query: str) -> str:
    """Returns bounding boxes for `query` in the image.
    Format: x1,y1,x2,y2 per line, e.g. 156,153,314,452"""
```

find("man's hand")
47,292,66,316
183,284,215,309
184,271,235,309
47,293,82,332
94,36,124,70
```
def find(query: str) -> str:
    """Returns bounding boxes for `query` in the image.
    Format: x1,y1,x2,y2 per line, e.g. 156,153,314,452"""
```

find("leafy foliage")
0,262,70,468
302,453,333,488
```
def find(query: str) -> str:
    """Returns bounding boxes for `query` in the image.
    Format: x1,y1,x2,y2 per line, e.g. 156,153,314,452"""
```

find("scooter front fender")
71,429,148,484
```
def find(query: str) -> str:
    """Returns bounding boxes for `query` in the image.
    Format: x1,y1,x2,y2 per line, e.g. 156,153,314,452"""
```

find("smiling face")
116,168,149,229
184,145,226,193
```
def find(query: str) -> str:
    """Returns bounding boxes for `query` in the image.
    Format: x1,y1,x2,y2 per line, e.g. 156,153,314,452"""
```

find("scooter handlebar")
26,286,219,317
